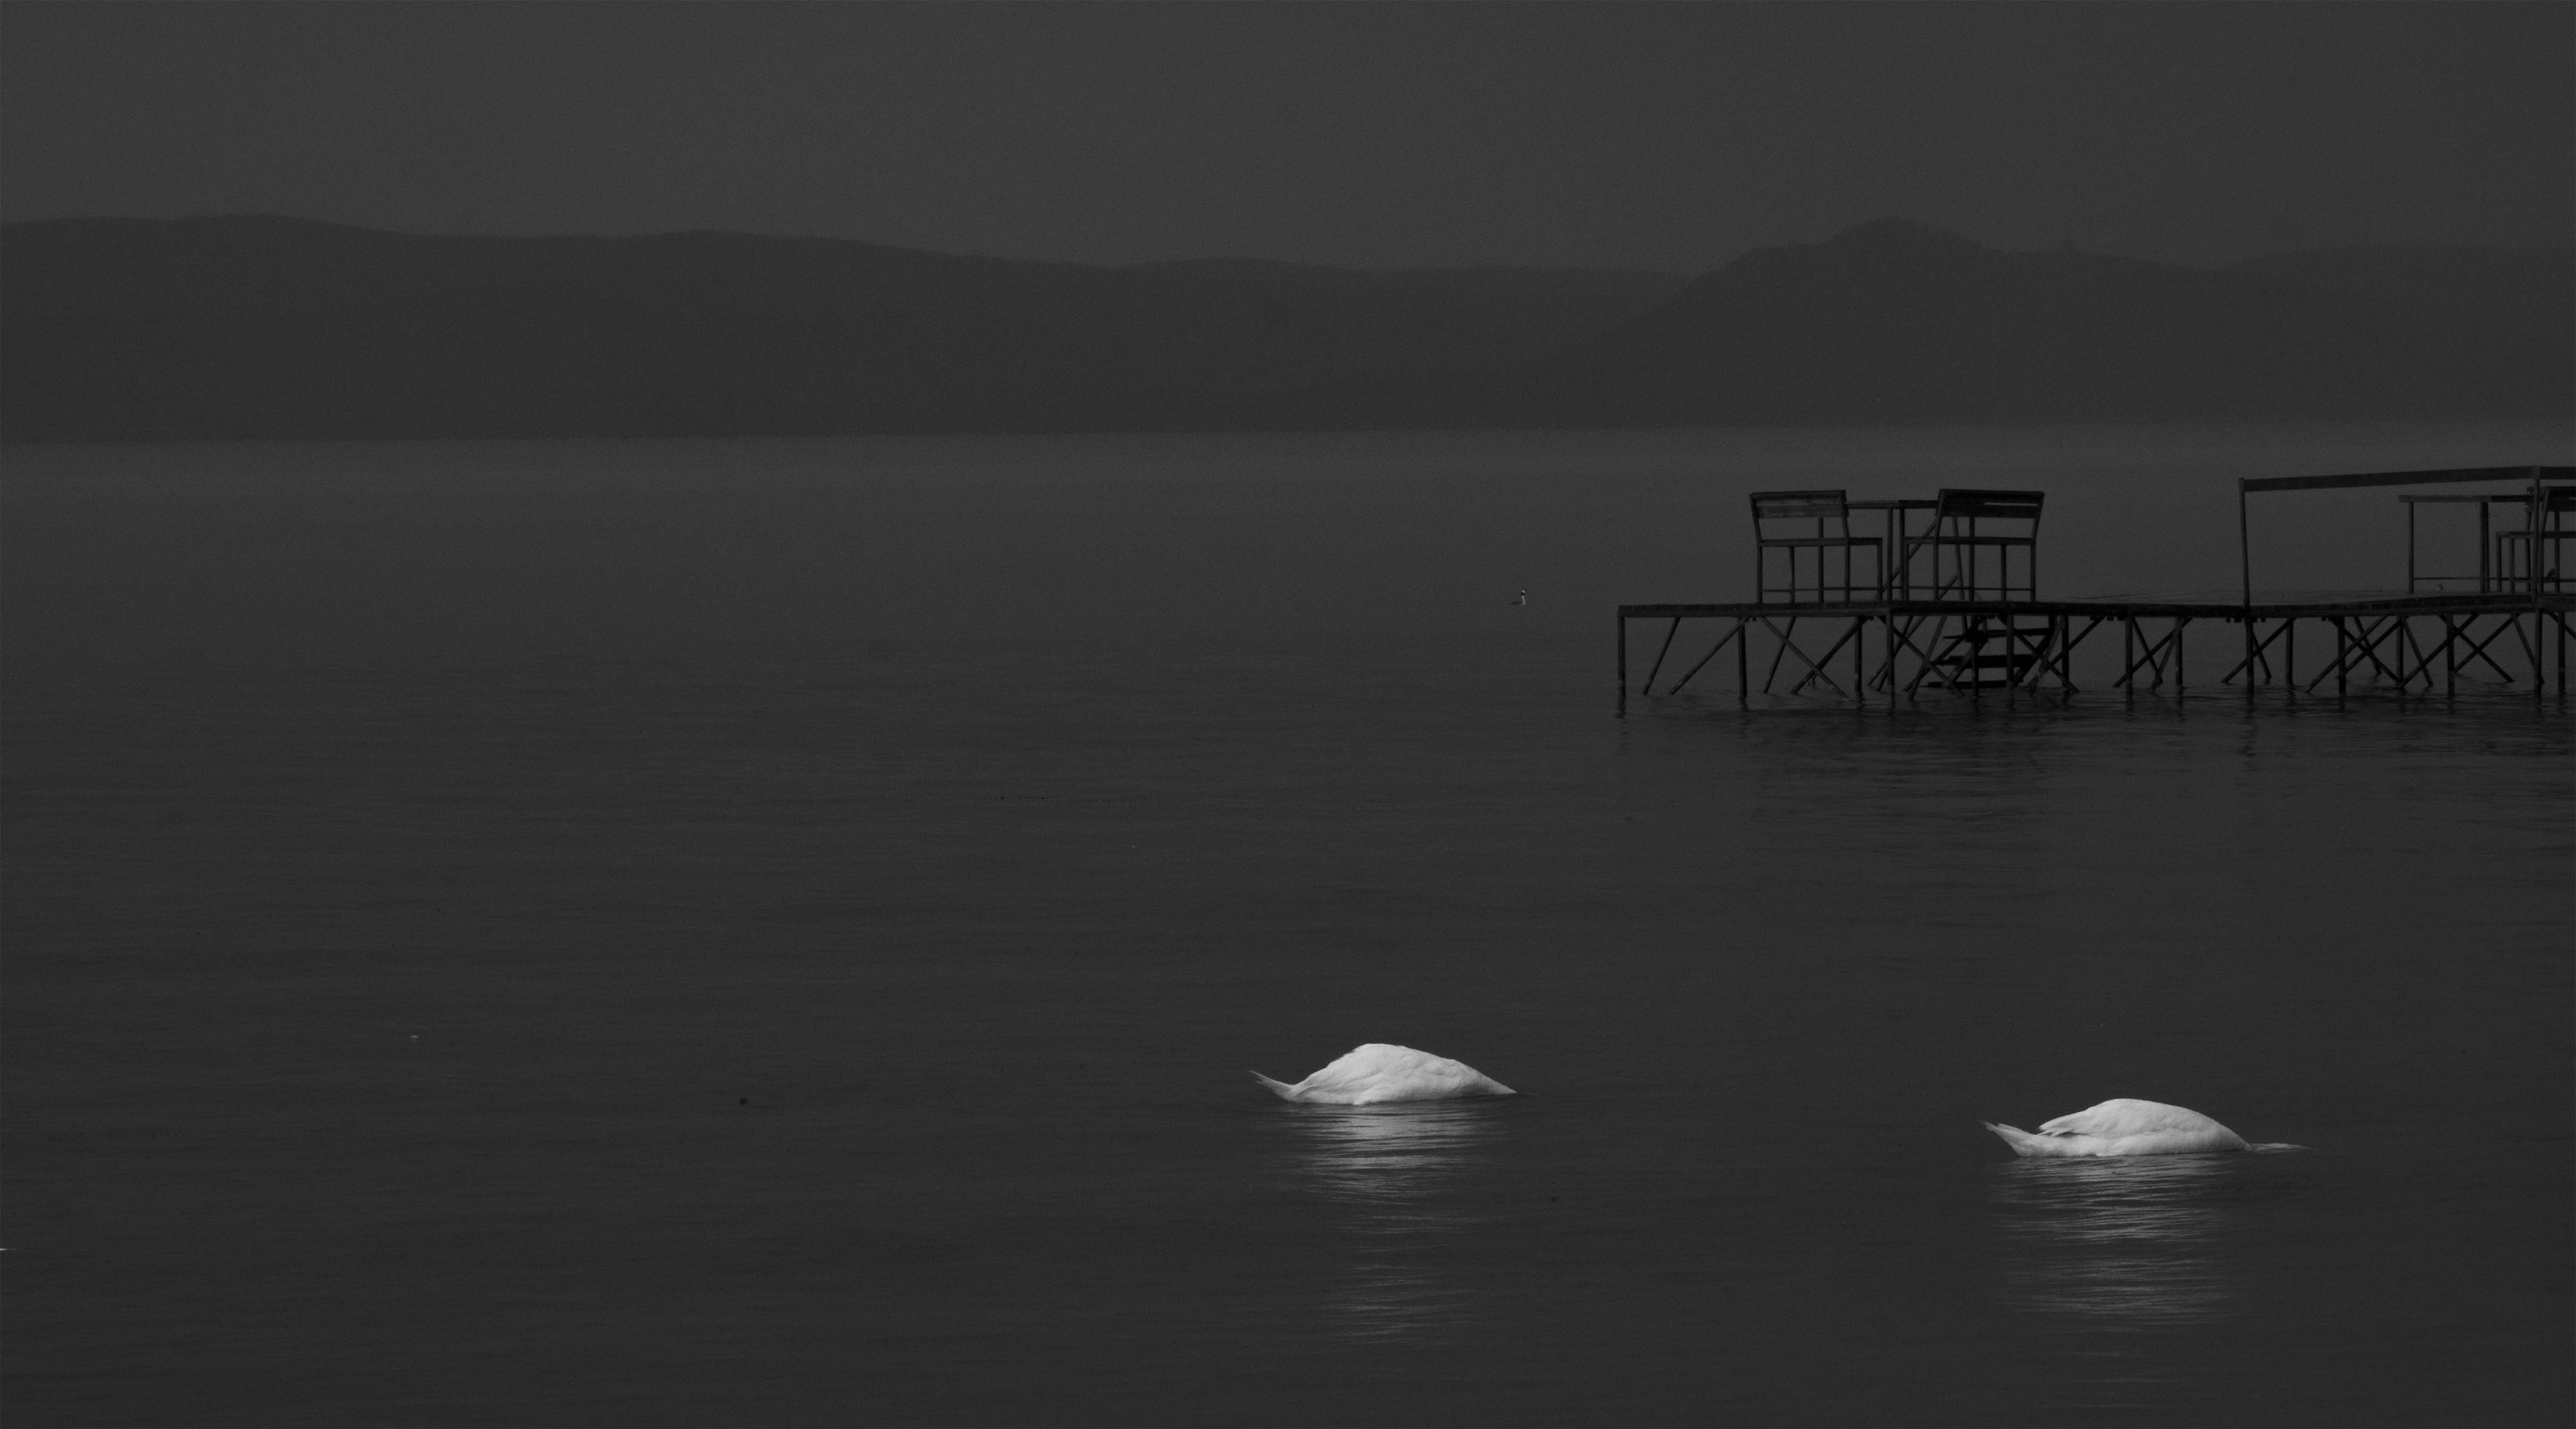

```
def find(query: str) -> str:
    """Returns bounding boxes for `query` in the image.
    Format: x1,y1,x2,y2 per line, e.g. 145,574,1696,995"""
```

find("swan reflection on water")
1989,1152,2248,1328
1278,1100,1513,1341
1289,1100,1500,1215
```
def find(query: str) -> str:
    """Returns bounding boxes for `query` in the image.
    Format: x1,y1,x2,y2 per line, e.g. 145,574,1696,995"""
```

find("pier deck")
1618,591,2573,705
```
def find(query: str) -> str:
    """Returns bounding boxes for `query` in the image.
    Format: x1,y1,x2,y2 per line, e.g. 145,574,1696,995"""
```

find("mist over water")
6,424,2569,1426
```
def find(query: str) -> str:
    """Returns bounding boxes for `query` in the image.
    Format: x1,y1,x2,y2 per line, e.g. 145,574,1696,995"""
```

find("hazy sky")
4,2,2569,272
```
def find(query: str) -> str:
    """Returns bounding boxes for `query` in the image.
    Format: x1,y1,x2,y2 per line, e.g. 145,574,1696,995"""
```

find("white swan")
1983,1098,2287,1157
1251,1043,1516,1104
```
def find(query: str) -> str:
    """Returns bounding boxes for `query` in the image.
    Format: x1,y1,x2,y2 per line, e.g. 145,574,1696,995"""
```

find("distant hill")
0,215,1683,441
2235,245,2572,339
2,214,2564,441
1337,219,2569,428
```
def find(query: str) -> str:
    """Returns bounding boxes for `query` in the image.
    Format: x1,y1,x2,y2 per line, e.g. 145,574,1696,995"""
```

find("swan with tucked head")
1984,1097,2301,1157
1252,1043,1516,1105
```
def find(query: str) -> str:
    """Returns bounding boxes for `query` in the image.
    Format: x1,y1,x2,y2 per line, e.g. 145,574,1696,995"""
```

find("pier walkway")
1619,466,2572,706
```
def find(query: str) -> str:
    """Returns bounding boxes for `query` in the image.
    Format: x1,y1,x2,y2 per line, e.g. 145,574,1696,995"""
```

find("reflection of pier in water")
1988,1155,2247,1330
1619,466,2572,707
1278,1101,1511,1342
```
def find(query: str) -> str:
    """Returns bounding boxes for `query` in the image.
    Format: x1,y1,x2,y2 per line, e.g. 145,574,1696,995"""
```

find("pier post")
2239,483,2254,698
2535,614,2546,702
1736,616,1749,707
2242,617,2257,704
1883,612,1897,708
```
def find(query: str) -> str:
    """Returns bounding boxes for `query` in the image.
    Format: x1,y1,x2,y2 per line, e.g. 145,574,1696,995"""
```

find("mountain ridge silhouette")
4,214,2564,441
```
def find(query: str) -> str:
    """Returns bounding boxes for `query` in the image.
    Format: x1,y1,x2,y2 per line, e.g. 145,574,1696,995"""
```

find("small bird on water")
1510,589,1527,606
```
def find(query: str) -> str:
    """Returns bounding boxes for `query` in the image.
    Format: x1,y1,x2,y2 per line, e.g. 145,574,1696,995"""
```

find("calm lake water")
5,424,2571,1426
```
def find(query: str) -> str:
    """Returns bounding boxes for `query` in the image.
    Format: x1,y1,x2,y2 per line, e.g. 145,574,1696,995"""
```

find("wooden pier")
1620,466,2573,708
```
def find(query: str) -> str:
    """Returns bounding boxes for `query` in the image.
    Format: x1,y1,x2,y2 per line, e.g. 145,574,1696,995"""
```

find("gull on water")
1252,1043,1517,1105
1983,1098,2302,1157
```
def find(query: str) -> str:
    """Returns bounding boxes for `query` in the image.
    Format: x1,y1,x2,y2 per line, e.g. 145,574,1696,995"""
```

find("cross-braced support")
1617,598,2570,711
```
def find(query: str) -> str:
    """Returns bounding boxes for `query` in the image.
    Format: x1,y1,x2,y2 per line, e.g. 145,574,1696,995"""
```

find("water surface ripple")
5,426,2568,1427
